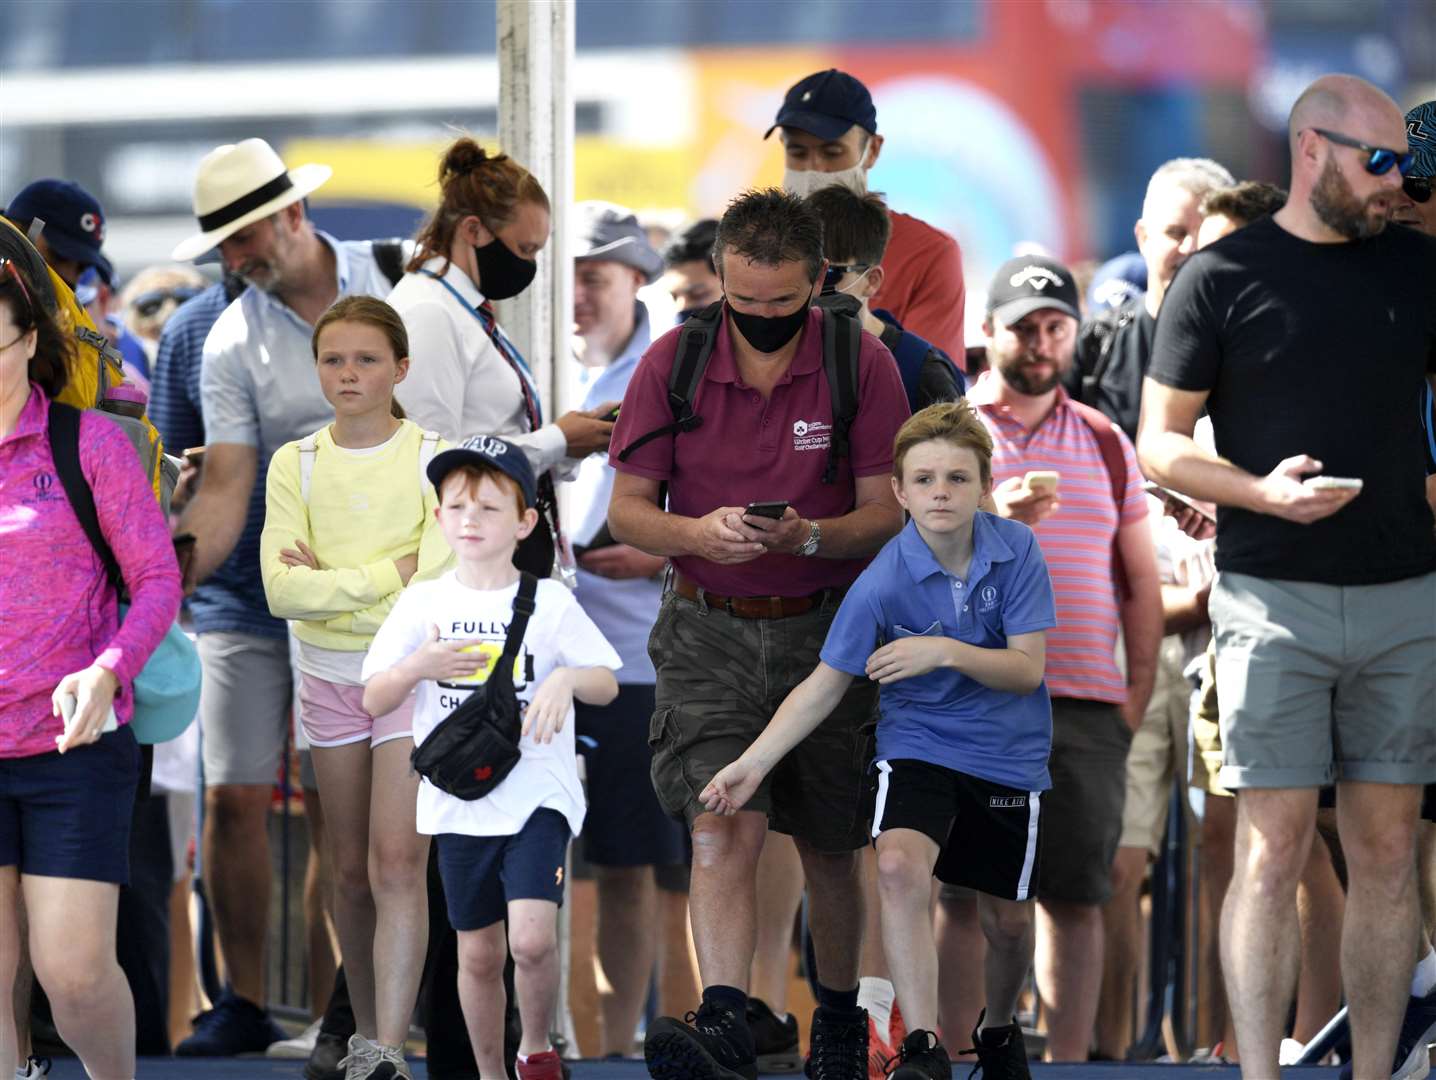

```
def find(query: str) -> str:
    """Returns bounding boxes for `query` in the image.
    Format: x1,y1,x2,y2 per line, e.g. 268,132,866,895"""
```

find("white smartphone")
59,692,119,736
1302,476,1364,491
1023,470,1060,496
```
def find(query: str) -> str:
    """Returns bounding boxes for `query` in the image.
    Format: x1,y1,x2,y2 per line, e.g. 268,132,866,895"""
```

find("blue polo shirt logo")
979,584,999,612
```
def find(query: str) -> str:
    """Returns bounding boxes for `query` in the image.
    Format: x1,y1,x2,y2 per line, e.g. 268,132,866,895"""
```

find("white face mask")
781,162,869,198
837,267,874,297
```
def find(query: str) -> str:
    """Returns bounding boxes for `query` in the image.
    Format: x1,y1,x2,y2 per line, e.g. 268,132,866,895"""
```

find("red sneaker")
867,1013,895,1080
516,1049,565,1080
888,1001,908,1053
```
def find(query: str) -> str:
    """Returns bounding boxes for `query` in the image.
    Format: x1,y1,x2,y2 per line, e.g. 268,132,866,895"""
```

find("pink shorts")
299,674,414,750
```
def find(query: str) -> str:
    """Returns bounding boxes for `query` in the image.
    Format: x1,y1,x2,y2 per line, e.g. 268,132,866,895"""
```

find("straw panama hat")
171,138,332,261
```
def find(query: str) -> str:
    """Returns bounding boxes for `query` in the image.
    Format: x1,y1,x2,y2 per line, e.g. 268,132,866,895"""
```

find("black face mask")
474,234,537,300
727,293,812,353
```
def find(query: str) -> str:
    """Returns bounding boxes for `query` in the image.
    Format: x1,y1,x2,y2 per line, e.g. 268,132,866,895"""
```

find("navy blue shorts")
0,727,141,884
576,684,688,869
436,808,571,931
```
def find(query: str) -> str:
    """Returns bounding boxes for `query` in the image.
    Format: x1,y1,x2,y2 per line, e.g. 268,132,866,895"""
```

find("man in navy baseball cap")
765,68,878,143
764,67,968,362
4,179,114,288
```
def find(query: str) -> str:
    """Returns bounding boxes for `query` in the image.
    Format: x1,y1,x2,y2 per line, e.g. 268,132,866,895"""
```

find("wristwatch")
794,518,822,557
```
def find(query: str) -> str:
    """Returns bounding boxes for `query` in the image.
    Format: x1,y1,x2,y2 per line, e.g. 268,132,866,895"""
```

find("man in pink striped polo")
962,254,1163,1060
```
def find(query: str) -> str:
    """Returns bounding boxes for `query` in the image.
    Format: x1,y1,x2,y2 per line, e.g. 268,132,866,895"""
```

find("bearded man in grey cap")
566,201,693,1055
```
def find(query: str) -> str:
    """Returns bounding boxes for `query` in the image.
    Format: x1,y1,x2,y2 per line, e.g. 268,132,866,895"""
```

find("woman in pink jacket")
0,259,183,1080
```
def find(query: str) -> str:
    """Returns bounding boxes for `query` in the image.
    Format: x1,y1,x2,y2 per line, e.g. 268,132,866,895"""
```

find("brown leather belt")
671,572,840,620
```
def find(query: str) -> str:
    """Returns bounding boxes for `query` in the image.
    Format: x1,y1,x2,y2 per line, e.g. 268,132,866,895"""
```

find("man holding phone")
1138,75,1436,1076
959,253,1164,1062
609,188,909,1080
567,201,694,1057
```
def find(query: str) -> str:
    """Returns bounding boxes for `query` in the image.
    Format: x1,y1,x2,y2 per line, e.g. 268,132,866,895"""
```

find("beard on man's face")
994,348,1065,396
1311,154,1392,240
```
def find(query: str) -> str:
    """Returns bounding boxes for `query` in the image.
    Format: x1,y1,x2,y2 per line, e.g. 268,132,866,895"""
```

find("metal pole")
496,0,575,420
496,0,577,1053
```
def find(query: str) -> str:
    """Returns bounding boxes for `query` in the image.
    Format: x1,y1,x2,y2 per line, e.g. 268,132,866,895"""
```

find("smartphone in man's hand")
744,501,790,520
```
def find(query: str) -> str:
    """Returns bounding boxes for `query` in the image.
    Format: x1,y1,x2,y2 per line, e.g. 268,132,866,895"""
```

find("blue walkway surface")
37,1059,1344,1079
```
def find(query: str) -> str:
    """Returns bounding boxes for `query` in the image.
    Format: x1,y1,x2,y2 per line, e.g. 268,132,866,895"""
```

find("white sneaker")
15,1058,51,1080
266,1018,322,1059
1279,1037,1305,1066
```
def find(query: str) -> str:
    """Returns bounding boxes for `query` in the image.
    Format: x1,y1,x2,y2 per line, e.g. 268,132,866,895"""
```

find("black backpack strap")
47,401,124,594
821,307,862,485
372,238,408,289
615,300,723,463
499,572,539,662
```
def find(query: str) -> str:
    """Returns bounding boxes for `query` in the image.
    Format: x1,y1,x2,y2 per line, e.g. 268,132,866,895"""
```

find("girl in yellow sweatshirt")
261,295,450,1076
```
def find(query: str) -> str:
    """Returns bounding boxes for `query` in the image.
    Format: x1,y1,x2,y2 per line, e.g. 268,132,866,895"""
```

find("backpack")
1,216,175,510
372,238,408,290
46,401,203,745
1070,295,1140,408
617,297,862,486
872,307,965,411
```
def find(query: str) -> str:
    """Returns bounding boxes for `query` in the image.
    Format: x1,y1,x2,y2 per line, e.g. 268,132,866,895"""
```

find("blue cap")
5,179,114,286
427,435,537,509
1086,252,1147,313
1407,100,1436,179
765,69,877,141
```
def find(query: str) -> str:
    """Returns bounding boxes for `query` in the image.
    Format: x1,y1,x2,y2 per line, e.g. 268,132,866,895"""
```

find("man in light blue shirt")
568,201,691,1056
702,401,1056,1080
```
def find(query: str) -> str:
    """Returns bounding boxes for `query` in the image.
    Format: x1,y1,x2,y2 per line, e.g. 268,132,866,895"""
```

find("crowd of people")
1,63,1434,1080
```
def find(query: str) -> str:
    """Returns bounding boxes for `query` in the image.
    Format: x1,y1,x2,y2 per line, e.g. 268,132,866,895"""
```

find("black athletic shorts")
872,758,1043,901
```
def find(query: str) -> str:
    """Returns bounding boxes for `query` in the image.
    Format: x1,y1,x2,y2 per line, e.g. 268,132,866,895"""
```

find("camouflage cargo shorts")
646,590,877,853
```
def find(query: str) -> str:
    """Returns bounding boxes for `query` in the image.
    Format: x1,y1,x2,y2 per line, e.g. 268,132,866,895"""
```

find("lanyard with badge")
421,270,576,586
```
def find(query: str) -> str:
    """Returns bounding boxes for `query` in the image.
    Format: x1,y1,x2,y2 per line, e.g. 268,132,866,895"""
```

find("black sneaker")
806,1006,869,1080
1337,986,1436,1080
304,1029,349,1080
885,1030,951,1080
747,998,802,1073
959,1012,1030,1080
646,1001,758,1080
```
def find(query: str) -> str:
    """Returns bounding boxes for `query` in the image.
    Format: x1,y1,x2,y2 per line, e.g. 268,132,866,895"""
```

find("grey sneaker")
340,1035,412,1080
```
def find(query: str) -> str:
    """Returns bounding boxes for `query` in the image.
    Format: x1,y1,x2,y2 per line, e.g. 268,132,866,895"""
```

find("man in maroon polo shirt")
609,188,909,1080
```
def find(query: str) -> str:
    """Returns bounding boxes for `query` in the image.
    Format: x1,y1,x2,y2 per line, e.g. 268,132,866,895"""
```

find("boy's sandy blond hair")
438,464,527,516
892,401,994,487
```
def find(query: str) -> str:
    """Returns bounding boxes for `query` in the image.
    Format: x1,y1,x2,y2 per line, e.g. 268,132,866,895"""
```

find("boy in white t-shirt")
362,435,620,1080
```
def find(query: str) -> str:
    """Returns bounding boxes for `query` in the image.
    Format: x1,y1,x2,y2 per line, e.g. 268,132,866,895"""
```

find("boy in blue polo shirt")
702,401,1055,1080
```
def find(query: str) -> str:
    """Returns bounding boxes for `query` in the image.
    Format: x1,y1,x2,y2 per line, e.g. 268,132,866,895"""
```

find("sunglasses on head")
821,262,871,294
130,286,204,319
1311,128,1415,177
1404,174,1433,204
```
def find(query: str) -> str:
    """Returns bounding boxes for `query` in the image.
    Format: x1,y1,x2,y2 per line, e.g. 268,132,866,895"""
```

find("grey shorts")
1038,697,1132,905
1211,571,1436,790
198,632,305,787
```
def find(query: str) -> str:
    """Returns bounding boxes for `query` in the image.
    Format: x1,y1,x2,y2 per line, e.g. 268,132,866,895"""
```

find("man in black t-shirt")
1067,157,1233,440
1138,74,1436,1079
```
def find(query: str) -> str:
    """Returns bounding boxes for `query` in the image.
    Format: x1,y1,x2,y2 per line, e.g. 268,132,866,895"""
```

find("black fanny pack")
410,573,538,801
